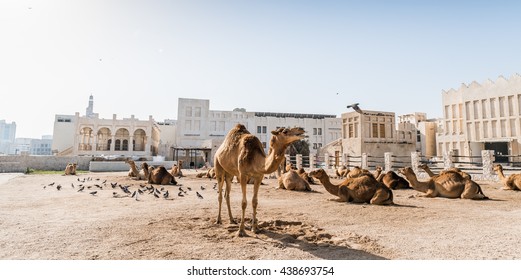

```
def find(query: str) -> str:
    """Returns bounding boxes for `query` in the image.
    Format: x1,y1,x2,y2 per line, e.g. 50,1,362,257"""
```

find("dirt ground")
1,169,520,260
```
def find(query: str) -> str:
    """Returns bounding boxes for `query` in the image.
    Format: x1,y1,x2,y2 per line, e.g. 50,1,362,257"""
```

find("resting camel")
347,166,374,178
399,167,487,199
64,163,77,175
335,165,349,178
214,124,306,237
170,160,184,177
493,164,521,191
296,167,315,184
148,165,177,185
374,166,410,190
418,163,472,180
196,167,216,179
309,168,393,205
278,169,312,191
126,160,149,180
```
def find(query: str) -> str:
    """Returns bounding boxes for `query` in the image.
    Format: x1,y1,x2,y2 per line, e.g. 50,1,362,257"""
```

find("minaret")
86,95,94,117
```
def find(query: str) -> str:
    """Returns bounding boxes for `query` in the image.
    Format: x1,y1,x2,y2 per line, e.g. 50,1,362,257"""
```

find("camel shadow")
254,222,387,260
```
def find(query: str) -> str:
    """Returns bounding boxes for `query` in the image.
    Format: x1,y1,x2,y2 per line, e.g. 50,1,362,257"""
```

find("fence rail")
292,150,521,181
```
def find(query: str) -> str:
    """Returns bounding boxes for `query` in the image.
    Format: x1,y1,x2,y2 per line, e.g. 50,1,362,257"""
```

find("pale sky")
2,0,521,139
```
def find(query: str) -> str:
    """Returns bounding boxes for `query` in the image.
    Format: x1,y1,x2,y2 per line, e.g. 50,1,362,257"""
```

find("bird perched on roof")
196,192,203,199
346,103,363,114
89,191,97,195
163,190,169,199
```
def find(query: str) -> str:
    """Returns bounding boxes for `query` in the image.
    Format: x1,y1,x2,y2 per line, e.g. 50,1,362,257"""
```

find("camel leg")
251,177,262,234
461,182,487,200
237,176,248,237
370,188,394,205
224,174,234,223
215,163,225,225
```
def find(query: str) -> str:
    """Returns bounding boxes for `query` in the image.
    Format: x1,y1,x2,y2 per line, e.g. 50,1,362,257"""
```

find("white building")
30,135,53,155
52,96,161,158
437,74,521,163
0,120,16,155
174,98,342,168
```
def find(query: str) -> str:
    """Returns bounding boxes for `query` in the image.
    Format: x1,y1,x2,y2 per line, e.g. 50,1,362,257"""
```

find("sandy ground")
1,169,521,260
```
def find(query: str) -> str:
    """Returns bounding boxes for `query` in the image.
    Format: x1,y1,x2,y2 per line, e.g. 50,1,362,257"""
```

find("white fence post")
361,153,368,170
309,154,315,169
443,151,454,169
324,153,330,170
481,150,495,181
411,151,421,175
384,152,393,172
296,154,303,170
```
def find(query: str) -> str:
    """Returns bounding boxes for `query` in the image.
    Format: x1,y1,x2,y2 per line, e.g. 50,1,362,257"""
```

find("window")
185,107,192,117
257,126,262,133
500,120,507,137
482,99,487,119
194,107,201,117
185,120,192,131
372,123,378,138
194,120,200,131
262,126,267,134
348,124,354,138
313,143,318,149
490,98,496,118
508,96,514,116
317,128,322,135
313,128,317,135
499,97,505,118
465,102,471,120
473,101,479,119
475,122,481,141
379,124,385,138
510,119,516,136
483,121,489,138
491,120,497,138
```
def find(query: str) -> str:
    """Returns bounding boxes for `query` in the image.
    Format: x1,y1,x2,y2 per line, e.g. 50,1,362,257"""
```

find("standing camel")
214,124,306,237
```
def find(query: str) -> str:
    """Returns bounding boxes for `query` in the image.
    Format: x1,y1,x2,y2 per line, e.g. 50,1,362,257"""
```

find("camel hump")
239,135,265,165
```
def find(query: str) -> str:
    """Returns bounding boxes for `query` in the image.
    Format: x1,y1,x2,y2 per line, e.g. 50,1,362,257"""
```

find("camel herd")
61,123,521,238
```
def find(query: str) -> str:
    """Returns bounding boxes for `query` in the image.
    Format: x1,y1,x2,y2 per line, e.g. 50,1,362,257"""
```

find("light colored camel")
126,160,149,180
196,167,216,179
170,160,184,177
493,164,521,191
126,159,139,177
309,168,393,205
335,165,349,178
64,163,77,175
347,166,373,178
148,165,177,185
399,167,487,199
418,163,472,180
278,169,312,191
214,124,306,237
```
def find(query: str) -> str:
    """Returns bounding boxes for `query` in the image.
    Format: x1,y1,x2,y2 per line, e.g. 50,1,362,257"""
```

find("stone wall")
0,156,92,173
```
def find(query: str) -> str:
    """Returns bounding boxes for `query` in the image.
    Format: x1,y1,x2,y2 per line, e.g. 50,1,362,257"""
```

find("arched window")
122,140,128,151
115,139,121,151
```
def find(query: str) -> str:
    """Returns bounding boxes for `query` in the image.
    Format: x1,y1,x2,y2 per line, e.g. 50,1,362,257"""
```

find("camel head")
269,127,306,151
493,164,503,172
398,167,416,177
141,162,149,170
417,163,428,170
375,166,382,172
309,168,328,180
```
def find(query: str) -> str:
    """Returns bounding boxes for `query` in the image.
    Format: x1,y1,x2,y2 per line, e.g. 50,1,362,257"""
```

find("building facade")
52,96,161,158
437,74,521,162
398,112,439,158
174,98,342,167
337,110,416,163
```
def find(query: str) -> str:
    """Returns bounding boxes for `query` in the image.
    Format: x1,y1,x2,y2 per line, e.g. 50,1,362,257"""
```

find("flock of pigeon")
43,176,218,202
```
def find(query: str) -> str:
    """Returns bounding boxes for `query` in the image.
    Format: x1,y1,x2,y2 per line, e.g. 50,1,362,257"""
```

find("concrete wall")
0,155,92,173
89,161,177,172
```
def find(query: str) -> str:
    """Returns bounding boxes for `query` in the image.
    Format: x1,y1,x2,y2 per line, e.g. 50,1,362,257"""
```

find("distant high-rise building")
0,120,16,154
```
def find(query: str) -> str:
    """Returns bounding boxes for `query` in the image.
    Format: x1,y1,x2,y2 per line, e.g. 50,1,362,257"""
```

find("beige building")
398,112,439,158
340,110,416,159
437,74,521,162
52,96,161,158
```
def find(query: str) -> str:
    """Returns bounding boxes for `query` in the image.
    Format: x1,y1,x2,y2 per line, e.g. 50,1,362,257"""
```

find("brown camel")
278,169,312,191
296,167,315,184
148,165,177,185
493,164,521,191
399,167,487,199
64,163,77,175
214,124,306,237
377,167,411,190
418,164,472,180
309,168,393,205
347,166,374,178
